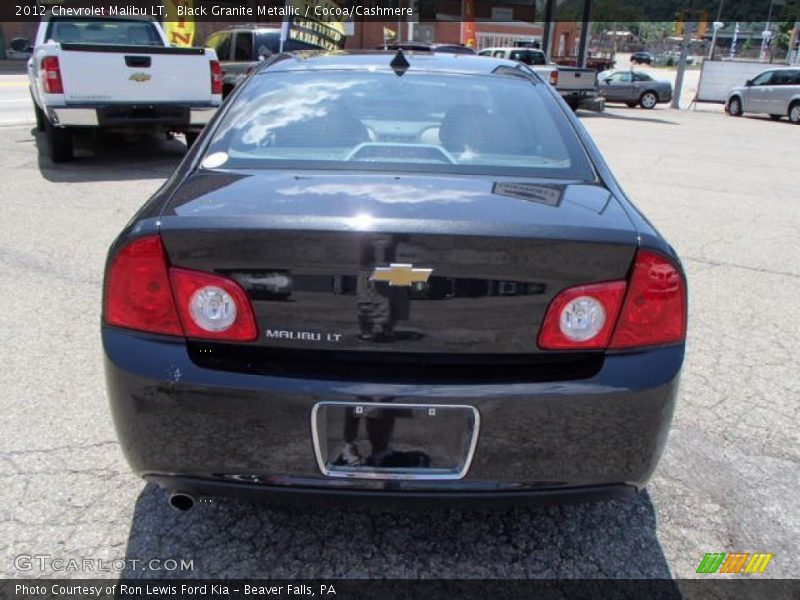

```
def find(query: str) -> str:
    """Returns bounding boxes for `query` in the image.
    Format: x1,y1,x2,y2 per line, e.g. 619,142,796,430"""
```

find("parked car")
27,15,222,161
598,70,673,109
479,47,598,109
382,41,476,54
102,51,686,510
726,67,800,123
205,27,318,98
630,51,654,65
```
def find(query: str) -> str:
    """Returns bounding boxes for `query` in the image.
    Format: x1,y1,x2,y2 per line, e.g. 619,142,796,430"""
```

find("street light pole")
671,20,693,109
708,0,725,59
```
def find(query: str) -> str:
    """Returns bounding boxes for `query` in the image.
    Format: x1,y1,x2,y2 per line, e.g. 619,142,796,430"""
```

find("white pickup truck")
27,15,222,161
478,47,598,110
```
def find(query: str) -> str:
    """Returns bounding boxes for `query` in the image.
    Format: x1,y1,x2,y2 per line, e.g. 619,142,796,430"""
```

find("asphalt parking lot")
1,70,798,580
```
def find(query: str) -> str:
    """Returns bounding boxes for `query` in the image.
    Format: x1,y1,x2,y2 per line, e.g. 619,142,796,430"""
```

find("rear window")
46,18,162,46
204,69,594,180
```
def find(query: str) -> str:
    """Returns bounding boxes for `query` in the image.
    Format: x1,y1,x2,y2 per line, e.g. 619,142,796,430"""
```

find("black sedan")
103,51,686,510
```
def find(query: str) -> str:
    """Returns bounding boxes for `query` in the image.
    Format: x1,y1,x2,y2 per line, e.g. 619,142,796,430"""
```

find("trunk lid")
159,171,638,355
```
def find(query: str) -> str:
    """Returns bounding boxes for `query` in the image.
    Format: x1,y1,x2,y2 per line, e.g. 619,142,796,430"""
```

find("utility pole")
708,0,725,59
671,18,694,109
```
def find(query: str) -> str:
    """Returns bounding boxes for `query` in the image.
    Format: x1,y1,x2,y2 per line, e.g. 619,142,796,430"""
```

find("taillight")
609,250,686,349
170,268,257,341
549,69,558,87
41,56,64,94
104,236,182,336
104,235,258,341
538,250,687,351
210,60,223,95
538,281,626,350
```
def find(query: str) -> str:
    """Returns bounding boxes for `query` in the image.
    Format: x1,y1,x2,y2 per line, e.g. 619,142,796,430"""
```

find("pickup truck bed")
556,66,598,109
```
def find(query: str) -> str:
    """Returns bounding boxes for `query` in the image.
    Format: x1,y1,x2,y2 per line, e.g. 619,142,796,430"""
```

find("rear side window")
215,33,232,60
771,70,800,85
204,70,595,180
234,32,253,61
46,18,161,46
255,32,280,56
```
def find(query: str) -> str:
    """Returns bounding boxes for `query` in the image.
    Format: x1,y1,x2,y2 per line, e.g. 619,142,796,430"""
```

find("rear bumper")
49,103,218,128
103,327,682,504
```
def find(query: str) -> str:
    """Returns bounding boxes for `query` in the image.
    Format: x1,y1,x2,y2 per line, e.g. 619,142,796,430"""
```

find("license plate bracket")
311,401,480,480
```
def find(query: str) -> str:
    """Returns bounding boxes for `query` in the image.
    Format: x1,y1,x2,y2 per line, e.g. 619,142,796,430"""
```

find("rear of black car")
102,53,686,506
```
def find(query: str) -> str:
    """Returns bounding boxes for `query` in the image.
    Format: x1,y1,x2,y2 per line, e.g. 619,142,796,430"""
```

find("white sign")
697,60,776,103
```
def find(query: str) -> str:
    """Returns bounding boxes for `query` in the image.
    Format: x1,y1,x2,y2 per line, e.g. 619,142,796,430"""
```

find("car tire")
626,101,638,108
639,91,658,109
33,103,46,132
184,132,199,148
45,120,73,162
789,102,800,124
769,114,782,121
728,96,743,117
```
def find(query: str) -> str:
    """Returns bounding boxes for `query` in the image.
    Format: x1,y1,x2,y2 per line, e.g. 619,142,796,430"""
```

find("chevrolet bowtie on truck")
28,15,222,162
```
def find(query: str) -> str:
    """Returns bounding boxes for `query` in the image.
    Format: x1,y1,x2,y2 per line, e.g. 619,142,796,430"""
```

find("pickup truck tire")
639,91,658,110
32,100,46,132
45,121,74,163
184,132,199,148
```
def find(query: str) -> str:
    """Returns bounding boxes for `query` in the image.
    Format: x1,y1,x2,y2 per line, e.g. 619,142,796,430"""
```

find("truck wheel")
45,121,74,162
184,132,199,148
34,103,46,132
639,91,658,109
789,102,800,124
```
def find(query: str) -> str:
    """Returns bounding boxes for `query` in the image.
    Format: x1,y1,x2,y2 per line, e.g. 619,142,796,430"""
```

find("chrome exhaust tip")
168,492,196,512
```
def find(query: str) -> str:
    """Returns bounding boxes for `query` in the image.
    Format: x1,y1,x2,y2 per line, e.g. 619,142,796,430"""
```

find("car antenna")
390,49,410,77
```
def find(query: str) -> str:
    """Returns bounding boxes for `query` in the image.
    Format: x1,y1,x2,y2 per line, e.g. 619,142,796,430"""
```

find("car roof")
258,50,532,76
481,47,543,52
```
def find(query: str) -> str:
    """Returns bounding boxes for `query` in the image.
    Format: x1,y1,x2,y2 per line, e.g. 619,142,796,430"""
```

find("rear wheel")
45,120,73,162
33,103,46,132
728,96,742,117
639,91,658,109
789,102,800,124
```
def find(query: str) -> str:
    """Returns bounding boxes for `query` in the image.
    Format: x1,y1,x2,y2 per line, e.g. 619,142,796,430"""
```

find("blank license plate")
312,402,480,480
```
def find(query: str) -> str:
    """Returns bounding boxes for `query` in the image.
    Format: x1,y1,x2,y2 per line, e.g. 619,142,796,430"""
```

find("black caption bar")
2,579,800,600
1,0,799,24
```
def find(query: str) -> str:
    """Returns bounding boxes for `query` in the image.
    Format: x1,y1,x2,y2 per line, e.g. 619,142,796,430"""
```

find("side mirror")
10,37,32,53
745,79,753,87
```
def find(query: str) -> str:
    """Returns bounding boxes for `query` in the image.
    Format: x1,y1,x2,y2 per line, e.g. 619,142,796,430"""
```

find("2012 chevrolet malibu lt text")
102,51,686,509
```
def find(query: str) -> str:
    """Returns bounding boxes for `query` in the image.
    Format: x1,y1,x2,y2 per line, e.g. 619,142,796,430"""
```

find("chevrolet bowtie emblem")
129,72,151,82
370,263,433,287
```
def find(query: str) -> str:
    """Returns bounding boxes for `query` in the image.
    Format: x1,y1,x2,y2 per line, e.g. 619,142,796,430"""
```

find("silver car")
726,68,800,123
597,70,673,109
